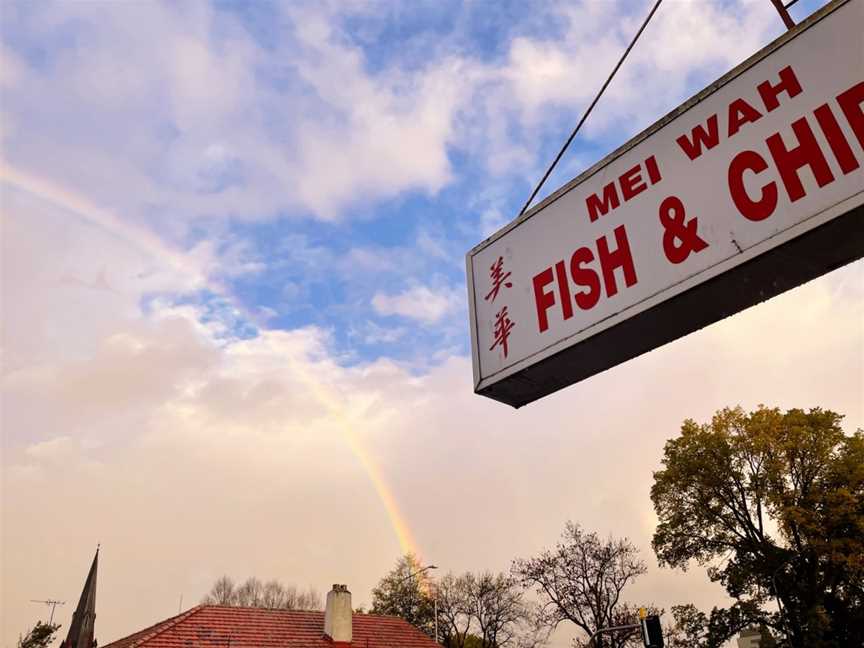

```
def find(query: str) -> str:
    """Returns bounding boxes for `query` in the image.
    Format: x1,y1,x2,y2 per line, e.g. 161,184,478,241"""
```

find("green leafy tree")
651,406,864,648
664,603,770,648
18,622,60,648
371,554,437,637
463,634,486,648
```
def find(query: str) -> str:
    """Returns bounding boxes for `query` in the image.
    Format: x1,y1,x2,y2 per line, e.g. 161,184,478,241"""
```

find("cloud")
1,0,787,228
416,229,451,263
350,320,408,346
479,207,509,238
3,168,862,647
4,257,861,647
371,285,461,324
1,0,468,224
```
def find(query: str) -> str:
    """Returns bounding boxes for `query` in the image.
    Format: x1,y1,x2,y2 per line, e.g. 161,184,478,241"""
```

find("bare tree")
204,576,236,605
234,578,264,607
511,604,552,648
201,576,321,610
437,573,474,648
261,579,287,608
436,571,548,648
512,522,649,648
290,585,322,611
472,573,524,647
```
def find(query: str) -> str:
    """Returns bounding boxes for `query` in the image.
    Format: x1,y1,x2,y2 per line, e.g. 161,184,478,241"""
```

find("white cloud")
416,230,450,262
371,285,461,324
479,207,509,238
24,435,74,460
465,0,783,172
1,0,789,227
350,320,408,345
1,0,469,223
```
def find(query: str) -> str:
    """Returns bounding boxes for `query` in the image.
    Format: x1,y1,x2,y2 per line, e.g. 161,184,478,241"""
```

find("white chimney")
324,584,352,643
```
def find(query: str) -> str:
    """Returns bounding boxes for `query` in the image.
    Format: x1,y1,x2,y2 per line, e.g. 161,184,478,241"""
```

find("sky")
1,0,861,647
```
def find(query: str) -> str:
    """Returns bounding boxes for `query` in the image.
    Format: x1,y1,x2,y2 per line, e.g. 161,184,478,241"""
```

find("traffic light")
640,614,664,648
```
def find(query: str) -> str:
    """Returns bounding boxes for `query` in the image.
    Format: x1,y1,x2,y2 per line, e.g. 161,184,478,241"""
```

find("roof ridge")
129,605,205,647
359,612,417,622
195,605,324,613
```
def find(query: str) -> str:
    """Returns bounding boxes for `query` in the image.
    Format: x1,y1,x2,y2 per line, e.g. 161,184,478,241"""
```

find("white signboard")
467,0,864,407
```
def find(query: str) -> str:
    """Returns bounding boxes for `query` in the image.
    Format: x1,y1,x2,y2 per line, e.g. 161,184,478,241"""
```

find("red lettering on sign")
728,150,778,222
837,81,864,148
596,225,638,298
766,117,834,203
814,103,860,174
677,114,720,161
757,65,803,113
727,81,864,222
677,67,805,162
485,256,512,303
619,164,647,201
489,306,515,358
570,247,601,311
532,228,638,334
728,98,763,137
586,183,620,223
659,196,709,264
585,156,663,222
533,268,556,333
555,260,573,321
645,155,662,185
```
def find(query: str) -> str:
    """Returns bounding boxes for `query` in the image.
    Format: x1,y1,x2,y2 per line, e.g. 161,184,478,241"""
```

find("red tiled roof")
102,606,440,648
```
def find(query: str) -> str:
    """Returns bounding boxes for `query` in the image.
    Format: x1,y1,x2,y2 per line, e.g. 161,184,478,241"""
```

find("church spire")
62,547,98,648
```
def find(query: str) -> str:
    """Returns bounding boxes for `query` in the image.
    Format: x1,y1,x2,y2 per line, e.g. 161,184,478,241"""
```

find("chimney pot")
324,584,352,643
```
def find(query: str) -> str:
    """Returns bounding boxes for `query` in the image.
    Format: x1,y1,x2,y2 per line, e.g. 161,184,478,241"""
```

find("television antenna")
30,600,65,625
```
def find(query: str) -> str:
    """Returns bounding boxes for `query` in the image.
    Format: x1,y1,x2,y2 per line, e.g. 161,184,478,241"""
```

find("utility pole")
30,600,65,625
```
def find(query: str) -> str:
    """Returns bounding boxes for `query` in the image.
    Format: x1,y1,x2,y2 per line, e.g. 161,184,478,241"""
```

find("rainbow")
344,433,420,557
1,161,422,559
0,162,205,285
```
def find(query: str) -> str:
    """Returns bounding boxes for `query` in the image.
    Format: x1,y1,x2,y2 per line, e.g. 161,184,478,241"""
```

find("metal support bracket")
770,0,797,29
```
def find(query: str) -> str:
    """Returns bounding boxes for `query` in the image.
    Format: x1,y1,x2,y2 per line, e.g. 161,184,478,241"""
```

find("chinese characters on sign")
490,306,515,358
484,256,512,302
485,256,515,358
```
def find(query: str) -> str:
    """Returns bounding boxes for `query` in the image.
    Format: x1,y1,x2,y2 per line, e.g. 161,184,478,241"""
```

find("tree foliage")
18,622,60,648
511,522,652,648
371,553,437,637
372,555,547,647
663,603,772,648
651,406,864,648
436,571,548,648
201,576,321,610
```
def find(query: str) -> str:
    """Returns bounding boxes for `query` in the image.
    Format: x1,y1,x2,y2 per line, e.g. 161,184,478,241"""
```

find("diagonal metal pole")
518,0,663,217
769,0,796,29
